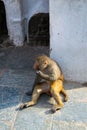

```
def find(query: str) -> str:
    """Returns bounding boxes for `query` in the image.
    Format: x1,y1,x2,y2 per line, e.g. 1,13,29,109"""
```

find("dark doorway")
0,0,8,47
28,13,49,46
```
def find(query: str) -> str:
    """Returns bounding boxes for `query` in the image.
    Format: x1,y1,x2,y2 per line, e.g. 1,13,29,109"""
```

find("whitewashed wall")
3,0,24,46
2,0,49,46
21,0,49,41
50,0,87,83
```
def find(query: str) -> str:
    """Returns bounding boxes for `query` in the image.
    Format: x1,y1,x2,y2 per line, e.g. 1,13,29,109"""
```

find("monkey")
20,55,68,113
26,54,64,95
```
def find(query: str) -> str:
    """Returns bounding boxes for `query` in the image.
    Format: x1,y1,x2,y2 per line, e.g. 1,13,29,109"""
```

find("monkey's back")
44,59,62,81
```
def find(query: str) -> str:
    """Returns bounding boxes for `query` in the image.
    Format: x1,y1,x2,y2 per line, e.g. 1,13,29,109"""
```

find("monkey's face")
39,61,48,70
33,60,48,71
33,55,49,71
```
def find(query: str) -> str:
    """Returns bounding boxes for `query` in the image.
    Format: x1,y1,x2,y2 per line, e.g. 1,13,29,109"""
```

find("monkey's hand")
36,70,57,81
36,70,46,77
36,70,49,80
19,103,29,110
36,70,42,75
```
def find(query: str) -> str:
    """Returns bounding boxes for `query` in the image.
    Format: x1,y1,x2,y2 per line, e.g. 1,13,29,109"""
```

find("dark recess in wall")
28,13,49,46
0,0,8,47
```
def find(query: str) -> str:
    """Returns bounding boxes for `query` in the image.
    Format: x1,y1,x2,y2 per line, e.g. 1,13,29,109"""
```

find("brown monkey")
20,55,68,112
26,55,64,95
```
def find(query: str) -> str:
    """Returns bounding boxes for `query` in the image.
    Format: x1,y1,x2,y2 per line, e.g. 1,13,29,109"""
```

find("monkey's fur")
20,55,68,112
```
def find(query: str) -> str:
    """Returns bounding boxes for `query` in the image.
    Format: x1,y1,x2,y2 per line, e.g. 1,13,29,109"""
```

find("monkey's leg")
61,87,68,102
51,92,64,113
20,85,43,109
20,82,49,110
50,80,64,112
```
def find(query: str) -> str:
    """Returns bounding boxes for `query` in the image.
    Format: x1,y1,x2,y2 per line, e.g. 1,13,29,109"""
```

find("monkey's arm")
33,74,42,85
36,71,57,81
26,74,42,95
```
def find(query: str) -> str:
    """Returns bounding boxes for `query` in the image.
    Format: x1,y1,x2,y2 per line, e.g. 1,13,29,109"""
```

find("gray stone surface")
0,46,87,130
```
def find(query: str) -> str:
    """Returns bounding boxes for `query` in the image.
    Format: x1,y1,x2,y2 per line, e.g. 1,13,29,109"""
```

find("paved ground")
0,46,87,130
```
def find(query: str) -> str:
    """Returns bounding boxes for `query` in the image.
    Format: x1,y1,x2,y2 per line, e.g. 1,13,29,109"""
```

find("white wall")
21,0,49,18
3,0,24,46
50,0,87,83
2,0,49,46
21,0,49,40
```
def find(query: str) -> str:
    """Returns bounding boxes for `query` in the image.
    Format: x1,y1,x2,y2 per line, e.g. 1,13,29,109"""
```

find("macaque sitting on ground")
20,55,68,112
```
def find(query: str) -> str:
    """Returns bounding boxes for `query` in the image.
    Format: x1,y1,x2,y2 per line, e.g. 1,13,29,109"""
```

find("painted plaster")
2,0,49,46
50,0,87,83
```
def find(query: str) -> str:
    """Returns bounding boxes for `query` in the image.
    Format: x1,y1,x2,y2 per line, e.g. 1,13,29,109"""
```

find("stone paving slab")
0,85,21,104
0,69,35,89
0,101,19,130
0,48,12,69
0,121,11,130
6,46,49,69
0,82,87,130
13,83,87,130
53,102,87,123
14,104,53,130
14,95,53,130
52,121,87,130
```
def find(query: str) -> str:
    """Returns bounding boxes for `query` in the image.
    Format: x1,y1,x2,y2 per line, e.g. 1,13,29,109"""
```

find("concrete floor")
0,46,87,130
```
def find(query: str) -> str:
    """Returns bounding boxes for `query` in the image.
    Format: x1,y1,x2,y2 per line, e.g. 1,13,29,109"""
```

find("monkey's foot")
19,101,36,110
64,96,68,102
51,104,64,113
19,103,29,110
